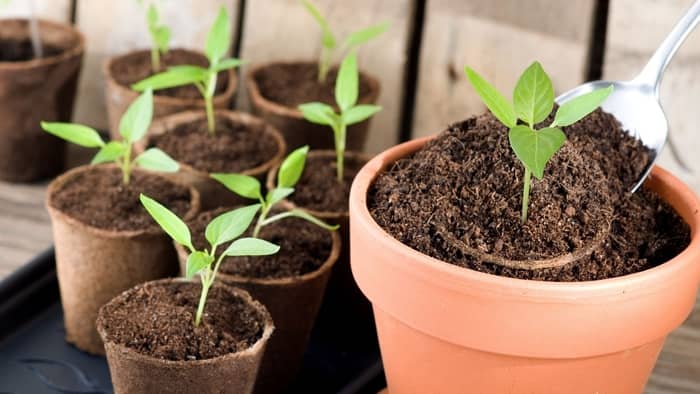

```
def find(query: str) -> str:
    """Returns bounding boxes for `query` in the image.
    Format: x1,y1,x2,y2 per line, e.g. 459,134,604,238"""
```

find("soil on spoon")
0,39,62,61
368,109,691,281
49,166,192,232
97,281,264,361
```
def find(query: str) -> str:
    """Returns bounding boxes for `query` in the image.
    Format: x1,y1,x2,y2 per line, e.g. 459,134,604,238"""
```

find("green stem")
205,96,215,134
194,273,211,327
521,168,532,223
335,123,346,181
121,146,132,185
151,47,160,72
252,203,270,238
318,47,331,83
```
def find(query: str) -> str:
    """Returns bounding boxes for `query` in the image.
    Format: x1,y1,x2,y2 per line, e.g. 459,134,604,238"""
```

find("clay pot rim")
350,136,700,301
46,163,201,239
102,48,238,107
265,149,371,220
97,278,274,367
0,18,85,70
245,59,381,120
145,110,287,178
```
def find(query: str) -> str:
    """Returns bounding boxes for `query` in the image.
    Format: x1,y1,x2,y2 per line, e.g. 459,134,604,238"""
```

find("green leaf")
513,61,554,126
205,6,231,64
266,187,294,207
551,85,613,127
222,237,280,257
119,88,153,143
91,141,127,164
186,251,214,279
344,22,389,47
464,67,516,128
40,122,104,148
210,173,262,200
139,194,193,250
343,104,381,125
213,57,244,72
302,0,335,49
278,145,308,188
147,4,158,28
205,204,261,248
298,102,337,126
286,209,339,231
154,26,170,53
335,52,358,112
132,67,206,91
133,148,179,172
508,125,566,179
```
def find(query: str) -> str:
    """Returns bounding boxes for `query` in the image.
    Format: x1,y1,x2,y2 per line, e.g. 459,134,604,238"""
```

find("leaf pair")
147,4,170,55
302,0,389,51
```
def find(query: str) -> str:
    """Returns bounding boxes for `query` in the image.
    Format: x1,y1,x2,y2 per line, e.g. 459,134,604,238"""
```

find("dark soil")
50,166,192,232
188,207,333,279
368,109,691,281
254,62,372,108
109,49,229,99
288,154,367,213
97,280,264,361
151,115,279,173
0,39,62,61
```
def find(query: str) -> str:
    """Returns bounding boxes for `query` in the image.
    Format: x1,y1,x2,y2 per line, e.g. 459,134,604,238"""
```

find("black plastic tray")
0,248,386,393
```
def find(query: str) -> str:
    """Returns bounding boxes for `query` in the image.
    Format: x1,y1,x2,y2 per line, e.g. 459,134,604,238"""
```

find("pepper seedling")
145,2,170,72
464,61,613,223
298,52,381,181
41,89,179,184
211,145,339,237
132,6,242,134
302,0,389,82
140,194,279,326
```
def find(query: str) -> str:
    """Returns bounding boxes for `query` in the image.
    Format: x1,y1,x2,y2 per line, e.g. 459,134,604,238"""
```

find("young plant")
298,52,381,181
211,145,338,238
41,89,179,184
140,194,279,326
132,6,242,134
145,2,171,72
302,0,389,82
464,61,613,223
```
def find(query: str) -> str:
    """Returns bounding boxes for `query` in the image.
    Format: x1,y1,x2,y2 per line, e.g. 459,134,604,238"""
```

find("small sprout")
465,61,613,223
132,6,242,134
146,3,171,72
298,52,381,181
301,0,389,82
140,194,279,326
211,145,339,238
41,89,179,184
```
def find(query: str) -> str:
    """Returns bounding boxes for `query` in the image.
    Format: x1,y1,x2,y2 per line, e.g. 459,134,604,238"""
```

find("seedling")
298,52,381,180
140,194,279,326
145,2,171,72
41,89,179,184
211,146,339,237
132,6,242,134
302,0,388,82
465,61,613,223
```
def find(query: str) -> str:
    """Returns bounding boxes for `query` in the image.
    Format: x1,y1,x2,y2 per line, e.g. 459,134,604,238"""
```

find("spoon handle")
634,0,700,95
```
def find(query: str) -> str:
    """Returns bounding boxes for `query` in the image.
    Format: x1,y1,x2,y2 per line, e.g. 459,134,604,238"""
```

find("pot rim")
0,18,85,70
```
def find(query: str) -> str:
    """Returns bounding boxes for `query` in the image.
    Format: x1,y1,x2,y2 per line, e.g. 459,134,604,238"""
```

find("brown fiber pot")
350,137,700,393
175,227,340,394
97,278,274,394
46,164,200,355
103,48,237,141
0,19,84,182
246,60,380,151
142,110,286,210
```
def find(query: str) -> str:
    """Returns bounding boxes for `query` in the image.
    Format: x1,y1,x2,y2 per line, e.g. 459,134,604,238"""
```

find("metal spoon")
556,0,700,192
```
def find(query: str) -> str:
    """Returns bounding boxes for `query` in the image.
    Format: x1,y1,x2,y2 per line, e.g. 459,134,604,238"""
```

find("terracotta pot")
103,48,237,141
0,19,84,182
246,60,380,151
350,137,700,394
97,278,274,394
142,110,286,210
175,226,341,394
46,164,200,354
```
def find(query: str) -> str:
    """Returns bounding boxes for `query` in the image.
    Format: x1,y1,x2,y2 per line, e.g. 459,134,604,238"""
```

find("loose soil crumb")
0,39,62,61
368,109,691,281
188,207,333,279
151,116,279,173
97,281,264,361
50,166,192,232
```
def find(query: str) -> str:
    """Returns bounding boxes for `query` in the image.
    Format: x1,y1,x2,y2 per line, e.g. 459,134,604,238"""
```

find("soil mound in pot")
368,109,691,281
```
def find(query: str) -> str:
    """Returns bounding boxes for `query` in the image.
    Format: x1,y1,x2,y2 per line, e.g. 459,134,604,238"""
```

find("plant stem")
150,47,160,72
205,96,215,134
252,203,270,238
194,274,211,327
520,168,532,223
334,123,346,181
121,146,132,185
318,47,331,83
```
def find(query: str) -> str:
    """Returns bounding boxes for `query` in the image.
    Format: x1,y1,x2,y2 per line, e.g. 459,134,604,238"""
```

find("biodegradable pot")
143,110,286,210
46,165,200,354
0,19,84,182
350,137,700,394
175,228,341,394
97,279,274,394
246,60,380,151
103,48,237,141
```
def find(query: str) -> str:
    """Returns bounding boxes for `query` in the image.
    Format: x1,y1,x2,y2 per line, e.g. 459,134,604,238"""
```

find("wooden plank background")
1,0,699,392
